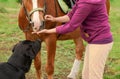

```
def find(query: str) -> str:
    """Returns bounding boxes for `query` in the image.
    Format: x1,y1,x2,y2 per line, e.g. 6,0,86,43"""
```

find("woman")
32,0,113,79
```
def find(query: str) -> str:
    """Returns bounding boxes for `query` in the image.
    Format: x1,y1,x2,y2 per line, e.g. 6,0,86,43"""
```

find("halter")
20,0,46,32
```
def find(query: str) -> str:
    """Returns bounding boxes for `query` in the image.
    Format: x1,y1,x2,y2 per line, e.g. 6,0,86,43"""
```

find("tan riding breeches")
82,42,113,79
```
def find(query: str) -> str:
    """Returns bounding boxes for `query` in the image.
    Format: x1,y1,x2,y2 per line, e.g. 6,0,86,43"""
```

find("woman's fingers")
32,29,48,34
32,32,37,34
37,30,46,34
44,15,55,22
45,15,51,19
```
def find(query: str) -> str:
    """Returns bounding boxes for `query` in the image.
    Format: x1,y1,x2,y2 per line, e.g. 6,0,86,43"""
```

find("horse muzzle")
32,21,45,32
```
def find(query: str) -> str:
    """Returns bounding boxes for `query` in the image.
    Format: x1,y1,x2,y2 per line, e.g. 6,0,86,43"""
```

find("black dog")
0,40,41,79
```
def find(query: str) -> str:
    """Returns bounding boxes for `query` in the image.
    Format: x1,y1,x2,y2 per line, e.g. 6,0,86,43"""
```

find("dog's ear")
12,41,22,53
25,45,38,59
12,44,18,53
25,40,41,59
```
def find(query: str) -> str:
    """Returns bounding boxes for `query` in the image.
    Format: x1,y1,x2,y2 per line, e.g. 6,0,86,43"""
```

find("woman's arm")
45,15,70,23
56,3,93,34
54,15,70,23
44,3,77,23
32,28,56,34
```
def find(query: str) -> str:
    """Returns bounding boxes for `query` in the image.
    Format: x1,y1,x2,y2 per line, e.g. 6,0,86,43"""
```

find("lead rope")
54,0,58,17
54,0,62,39
43,0,47,30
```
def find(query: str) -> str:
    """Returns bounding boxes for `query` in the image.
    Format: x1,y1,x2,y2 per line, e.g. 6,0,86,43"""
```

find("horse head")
19,0,46,32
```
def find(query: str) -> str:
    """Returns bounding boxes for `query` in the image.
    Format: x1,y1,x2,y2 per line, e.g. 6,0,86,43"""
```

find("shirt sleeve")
67,4,77,19
56,3,93,34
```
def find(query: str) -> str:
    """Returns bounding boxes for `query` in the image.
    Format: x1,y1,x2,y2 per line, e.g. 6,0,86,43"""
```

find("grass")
0,0,24,61
103,0,120,79
0,0,120,79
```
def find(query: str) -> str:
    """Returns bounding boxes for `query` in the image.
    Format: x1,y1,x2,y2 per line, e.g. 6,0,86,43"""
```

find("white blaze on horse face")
32,0,41,31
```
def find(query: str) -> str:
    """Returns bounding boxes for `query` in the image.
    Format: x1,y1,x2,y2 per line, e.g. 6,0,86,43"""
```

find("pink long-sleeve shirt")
56,0,113,44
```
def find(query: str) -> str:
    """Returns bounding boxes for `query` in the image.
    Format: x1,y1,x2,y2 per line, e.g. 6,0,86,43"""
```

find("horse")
18,0,110,79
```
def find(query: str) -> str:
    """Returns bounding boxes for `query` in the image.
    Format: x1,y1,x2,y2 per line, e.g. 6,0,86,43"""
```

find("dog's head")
12,40,41,59
8,40,41,72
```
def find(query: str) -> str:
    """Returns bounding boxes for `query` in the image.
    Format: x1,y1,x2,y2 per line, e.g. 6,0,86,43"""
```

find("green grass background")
0,0,120,79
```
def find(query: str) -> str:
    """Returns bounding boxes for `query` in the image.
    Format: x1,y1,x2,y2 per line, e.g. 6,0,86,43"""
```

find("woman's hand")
32,28,56,34
44,15,70,23
44,15,56,22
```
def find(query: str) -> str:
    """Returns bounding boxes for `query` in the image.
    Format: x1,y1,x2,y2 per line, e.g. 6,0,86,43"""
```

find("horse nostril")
34,28,37,30
40,21,45,29
33,27,38,32
30,21,34,27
